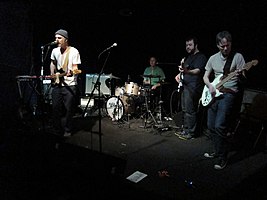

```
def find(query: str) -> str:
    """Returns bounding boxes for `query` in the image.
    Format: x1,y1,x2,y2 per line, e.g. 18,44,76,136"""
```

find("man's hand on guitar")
208,84,216,97
178,57,189,73
175,74,180,83
66,71,73,77
66,69,82,77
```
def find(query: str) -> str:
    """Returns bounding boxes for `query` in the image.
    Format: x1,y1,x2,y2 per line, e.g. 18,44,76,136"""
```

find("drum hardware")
139,88,159,129
153,85,177,132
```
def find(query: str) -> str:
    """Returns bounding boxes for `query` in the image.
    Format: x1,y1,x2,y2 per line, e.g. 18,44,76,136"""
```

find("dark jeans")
207,92,237,160
181,87,201,136
51,85,77,135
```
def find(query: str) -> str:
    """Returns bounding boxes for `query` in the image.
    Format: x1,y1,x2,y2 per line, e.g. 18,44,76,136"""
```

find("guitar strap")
223,51,236,76
61,47,70,72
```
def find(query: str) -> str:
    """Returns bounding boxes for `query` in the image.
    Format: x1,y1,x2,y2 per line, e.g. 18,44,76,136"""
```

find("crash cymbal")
141,74,161,78
109,73,120,79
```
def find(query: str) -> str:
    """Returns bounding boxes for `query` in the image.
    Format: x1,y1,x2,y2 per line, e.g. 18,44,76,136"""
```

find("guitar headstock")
251,59,258,66
245,59,258,71
72,69,82,74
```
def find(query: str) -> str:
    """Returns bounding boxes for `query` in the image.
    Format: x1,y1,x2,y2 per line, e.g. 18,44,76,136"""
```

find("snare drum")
125,82,139,96
106,96,124,120
115,87,125,97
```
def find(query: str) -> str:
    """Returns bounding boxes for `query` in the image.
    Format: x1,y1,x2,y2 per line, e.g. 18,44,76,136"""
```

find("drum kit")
106,81,140,121
105,74,166,124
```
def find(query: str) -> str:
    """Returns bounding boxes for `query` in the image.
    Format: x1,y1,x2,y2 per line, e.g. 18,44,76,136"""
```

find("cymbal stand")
154,83,174,131
140,89,158,129
153,83,165,129
114,95,130,128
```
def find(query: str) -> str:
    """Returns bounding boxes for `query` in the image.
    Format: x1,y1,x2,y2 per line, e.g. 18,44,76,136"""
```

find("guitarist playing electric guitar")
202,31,252,170
49,29,81,138
174,36,207,140
51,68,82,86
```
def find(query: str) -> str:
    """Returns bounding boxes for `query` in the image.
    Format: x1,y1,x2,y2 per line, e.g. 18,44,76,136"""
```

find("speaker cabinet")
241,88,267,120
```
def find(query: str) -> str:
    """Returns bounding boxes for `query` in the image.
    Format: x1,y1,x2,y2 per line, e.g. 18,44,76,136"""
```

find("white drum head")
106,97,124,120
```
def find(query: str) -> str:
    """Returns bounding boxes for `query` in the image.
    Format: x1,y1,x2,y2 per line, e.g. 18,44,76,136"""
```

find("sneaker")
214,159,228,170
63,132,72,137
174,130,185,137
204,152,216,158
178,133,194,140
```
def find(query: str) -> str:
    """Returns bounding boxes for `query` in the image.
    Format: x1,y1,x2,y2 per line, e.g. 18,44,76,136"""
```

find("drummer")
143,56,166,89
142,56,166,111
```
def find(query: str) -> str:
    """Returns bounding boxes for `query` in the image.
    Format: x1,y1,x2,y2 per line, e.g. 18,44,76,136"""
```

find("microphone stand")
82,48,112,153
39,45,51,132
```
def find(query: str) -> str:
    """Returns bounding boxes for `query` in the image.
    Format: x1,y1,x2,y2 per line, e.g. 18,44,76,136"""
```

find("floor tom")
120,95,136,114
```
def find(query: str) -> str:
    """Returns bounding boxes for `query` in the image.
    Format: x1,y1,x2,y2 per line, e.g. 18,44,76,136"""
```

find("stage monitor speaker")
85,74,111,95
241,88,267,120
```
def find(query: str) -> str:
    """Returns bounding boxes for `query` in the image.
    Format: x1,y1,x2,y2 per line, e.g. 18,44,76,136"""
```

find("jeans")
51,85,77,134
207,92,237,160
181,87,201,136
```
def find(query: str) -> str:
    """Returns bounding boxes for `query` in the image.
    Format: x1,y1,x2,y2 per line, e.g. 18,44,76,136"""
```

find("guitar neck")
216,60,258,89
216,71,237,89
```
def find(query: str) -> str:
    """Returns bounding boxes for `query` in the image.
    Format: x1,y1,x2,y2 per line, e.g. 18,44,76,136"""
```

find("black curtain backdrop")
1,0,267,130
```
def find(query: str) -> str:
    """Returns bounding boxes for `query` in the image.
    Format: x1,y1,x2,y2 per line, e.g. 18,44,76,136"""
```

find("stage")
1,105,267,199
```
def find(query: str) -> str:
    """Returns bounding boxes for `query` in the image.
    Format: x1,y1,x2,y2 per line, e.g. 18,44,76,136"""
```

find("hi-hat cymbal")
109,74,120,79
141,74,161,78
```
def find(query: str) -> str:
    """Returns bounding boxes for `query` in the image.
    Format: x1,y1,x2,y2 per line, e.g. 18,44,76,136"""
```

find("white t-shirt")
51,46,81,86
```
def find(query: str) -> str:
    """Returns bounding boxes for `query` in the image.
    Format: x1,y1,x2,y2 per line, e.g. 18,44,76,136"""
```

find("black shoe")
214,159,228,170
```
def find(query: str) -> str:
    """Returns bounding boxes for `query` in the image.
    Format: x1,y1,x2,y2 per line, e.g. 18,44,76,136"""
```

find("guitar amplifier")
85,74,111,95
240,88,267,120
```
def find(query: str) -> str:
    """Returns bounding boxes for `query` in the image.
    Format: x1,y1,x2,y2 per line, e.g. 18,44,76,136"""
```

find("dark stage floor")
1,107,267,200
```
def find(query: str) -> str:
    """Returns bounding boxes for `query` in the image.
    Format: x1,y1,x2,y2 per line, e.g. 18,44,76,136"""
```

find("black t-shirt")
183,52,207,92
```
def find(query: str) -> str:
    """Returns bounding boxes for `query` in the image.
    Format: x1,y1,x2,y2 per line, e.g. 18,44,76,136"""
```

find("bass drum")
106,96,124,120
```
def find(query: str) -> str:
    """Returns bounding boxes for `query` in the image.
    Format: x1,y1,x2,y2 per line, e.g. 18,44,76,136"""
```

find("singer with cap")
49,29,81,138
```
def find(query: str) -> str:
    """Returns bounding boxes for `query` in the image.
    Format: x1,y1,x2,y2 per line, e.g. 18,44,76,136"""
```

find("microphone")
41,41,58,48
98,43,118,59
104,43,117,51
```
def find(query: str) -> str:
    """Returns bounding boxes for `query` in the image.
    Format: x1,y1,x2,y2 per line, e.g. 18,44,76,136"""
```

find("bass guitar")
201,59,258,106
177,57,186,92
